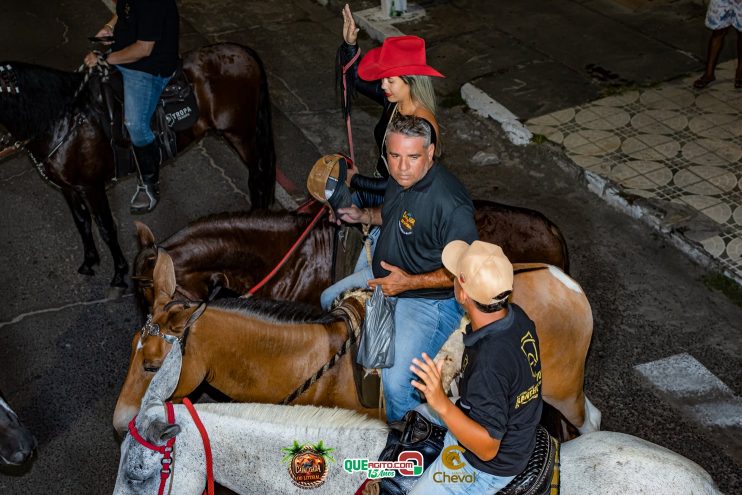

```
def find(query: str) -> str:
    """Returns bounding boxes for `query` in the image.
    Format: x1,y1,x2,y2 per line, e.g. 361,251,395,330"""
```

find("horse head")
113,248,208,435
0,393,36,466
114,344,184,495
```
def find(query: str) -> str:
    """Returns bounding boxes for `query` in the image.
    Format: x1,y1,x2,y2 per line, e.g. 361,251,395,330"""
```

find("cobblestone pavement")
528,59,742,284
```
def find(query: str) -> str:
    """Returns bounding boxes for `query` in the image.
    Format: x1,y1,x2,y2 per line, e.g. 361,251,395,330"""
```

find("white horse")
112,342,388,495
113,344,721,495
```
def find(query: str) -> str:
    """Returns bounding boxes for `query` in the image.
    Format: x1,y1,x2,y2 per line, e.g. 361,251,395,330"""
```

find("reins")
280,299,363,405
242,202,327,297
341,49,361,163
183,398,215,495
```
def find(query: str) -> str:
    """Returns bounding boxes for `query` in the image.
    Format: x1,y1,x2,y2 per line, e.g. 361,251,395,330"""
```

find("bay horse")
0,43,275,295
114,345,721,495
113,249,596,438
0,390,36,466
132,199,569,308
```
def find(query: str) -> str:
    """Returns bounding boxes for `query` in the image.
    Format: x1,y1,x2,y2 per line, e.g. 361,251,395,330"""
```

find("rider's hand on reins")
83,51,108,69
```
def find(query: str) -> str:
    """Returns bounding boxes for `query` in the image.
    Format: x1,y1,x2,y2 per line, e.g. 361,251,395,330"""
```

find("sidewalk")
346,0,741,285
527,61,742,284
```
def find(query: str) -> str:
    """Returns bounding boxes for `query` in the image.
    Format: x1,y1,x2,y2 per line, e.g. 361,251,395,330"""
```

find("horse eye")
143,365,160,373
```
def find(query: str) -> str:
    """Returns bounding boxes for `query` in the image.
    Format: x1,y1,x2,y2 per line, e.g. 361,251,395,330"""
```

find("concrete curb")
552,152,742,287
353,4,426,43
460,83,533,146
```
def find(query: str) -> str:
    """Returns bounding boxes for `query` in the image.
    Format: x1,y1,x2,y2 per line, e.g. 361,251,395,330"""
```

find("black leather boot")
130,141,161,214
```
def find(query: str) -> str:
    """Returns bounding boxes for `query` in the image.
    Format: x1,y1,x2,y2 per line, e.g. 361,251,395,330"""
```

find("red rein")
128,400,214,495
245,202,327,297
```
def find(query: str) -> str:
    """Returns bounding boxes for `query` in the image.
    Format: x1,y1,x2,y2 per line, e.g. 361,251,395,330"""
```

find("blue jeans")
409,404,516,494
320,227,380,310
383,297,463,422
118,66,171,147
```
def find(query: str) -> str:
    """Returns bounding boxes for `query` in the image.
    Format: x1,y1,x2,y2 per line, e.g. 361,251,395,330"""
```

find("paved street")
1,0,741,493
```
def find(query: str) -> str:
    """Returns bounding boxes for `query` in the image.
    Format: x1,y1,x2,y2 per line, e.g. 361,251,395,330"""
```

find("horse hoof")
106,286,127,300
78,264,95,276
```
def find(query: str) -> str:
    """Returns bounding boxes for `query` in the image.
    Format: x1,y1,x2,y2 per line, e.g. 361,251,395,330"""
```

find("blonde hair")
401,75,437,116
400,75,440,155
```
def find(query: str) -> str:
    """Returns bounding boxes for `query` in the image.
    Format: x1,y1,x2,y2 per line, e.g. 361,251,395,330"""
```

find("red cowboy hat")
358,35,444,80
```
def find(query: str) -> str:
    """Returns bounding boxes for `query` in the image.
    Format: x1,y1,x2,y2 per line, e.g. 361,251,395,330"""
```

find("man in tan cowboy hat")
407,240,544,493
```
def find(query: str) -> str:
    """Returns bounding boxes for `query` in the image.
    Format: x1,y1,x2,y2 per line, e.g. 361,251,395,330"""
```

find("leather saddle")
90,61,199,179
497,426,560,495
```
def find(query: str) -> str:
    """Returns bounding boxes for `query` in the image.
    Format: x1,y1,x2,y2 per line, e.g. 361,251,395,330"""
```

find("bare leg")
695,27,730,88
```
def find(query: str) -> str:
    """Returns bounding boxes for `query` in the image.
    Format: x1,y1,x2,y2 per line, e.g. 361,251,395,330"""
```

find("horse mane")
210,297,339,325
195,402,387,431
0,62,84,139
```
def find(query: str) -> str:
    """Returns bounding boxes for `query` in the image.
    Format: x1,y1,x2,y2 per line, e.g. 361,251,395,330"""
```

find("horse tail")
243,45,276,208
550,221,570,275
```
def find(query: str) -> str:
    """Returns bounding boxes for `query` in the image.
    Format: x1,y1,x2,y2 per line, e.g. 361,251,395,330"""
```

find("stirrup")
130,183,159,214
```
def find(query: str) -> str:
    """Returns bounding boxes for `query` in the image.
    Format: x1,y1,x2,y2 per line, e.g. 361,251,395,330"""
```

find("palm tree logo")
282,440,335,488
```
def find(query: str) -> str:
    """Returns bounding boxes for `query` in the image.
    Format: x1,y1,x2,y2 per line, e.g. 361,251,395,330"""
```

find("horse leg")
61,187,100,276
224,131,274,210
545,391,601,435
83,185,129,292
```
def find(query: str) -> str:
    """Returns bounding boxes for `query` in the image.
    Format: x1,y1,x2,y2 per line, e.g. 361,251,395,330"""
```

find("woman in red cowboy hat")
337,3,444,208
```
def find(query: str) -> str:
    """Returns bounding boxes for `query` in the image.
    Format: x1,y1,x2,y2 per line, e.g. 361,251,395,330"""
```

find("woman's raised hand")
342,4,359,45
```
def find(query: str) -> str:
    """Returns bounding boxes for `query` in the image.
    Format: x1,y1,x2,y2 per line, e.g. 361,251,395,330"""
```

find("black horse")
0,390,35,467
0,43,275,295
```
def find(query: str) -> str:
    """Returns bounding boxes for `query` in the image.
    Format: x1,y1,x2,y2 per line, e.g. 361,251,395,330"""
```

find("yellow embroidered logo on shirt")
398,210,416,235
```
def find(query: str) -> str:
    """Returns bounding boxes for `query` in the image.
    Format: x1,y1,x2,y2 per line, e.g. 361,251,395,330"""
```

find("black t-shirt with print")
456,304,543,476
371,163,478,299
114,0,179,76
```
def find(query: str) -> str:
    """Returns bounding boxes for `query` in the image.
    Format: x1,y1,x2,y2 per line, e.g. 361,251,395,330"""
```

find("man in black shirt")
85,0,179,214
408,240,543,493
322,115,478,422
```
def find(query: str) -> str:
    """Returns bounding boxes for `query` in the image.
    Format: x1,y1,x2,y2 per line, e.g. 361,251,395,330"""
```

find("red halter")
128,399,214,495
128,402,176,495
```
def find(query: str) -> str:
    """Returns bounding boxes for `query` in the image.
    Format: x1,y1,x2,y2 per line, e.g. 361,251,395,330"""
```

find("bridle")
0,60,108,183
140,285,220,354
127,402,176,495
127,398,214,495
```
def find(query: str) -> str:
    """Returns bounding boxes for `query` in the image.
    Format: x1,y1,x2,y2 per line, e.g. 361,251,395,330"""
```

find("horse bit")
141,315,182,346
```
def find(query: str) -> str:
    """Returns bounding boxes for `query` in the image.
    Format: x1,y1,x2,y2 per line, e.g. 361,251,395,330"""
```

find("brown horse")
132,199,569,307
0,43,275,294
113,249,597,437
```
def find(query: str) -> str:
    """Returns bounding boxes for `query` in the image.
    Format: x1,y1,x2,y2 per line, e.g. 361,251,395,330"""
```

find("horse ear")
140,342,182,408
153,248,176,301
134,221,156,250
145,420,181,444
208,272,229,295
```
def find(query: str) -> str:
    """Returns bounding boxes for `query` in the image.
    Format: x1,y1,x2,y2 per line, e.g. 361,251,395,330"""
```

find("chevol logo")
343,451,424,479
281,440,335,489
434,445,476,484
